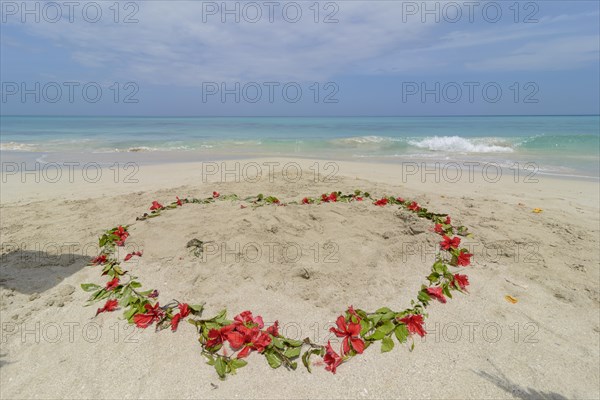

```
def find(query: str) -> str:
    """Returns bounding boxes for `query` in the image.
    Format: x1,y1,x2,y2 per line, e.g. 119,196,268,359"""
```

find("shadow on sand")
474,361,568,400
0,249,91,294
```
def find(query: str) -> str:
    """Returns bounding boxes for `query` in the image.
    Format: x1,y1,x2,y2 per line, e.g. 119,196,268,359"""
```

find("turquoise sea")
1,116,599,178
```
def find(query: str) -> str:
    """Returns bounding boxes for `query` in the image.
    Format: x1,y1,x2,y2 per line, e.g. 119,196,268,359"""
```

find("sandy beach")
1,157,598,399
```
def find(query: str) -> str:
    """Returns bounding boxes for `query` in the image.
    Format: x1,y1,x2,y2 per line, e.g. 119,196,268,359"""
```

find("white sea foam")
0,142,38,151
408,136,514,153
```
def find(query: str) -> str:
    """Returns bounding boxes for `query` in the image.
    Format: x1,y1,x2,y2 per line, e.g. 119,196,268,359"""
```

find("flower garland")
82,190,473,379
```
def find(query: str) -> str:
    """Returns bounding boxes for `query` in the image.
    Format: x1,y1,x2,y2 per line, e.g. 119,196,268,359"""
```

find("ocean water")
1,116,599,178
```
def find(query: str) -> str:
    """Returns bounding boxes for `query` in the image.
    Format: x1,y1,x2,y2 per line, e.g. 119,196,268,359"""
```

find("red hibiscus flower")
453,274,470,291
330,315,365,355
171,303,191,331
426,286,447,303
321,192,337,202
213,191,220,198
323,341,342,374
206,325,235,348
374,198,388,207
434,223,443,234
407,201,421,211
133,303,164,329
397,197,405,203
114,226,129,246
302,197,310,204
440,235,461,250
233,310,264,329
105,277,120,291
398,314,426,337
176,196,183,206
150,200,163,211
456,250,472,266
236,330,272,358
445,216,451,225
91,254,107,265
266,321,279,337
96,299,119,316
124,251,143,262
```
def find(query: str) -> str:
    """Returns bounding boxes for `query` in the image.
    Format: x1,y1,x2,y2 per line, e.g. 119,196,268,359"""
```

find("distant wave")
408,136,514,153
333,136,401,145
0,142,38,151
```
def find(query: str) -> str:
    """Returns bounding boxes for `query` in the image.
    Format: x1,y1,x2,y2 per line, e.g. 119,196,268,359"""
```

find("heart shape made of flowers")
82,190,473,379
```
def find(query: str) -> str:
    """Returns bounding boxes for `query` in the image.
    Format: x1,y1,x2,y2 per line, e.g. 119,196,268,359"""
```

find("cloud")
13,2,434,85
4,1,599,84
466,35,600,71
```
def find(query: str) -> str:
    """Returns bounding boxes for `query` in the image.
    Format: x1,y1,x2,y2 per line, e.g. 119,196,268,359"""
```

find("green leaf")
271,337,285,349
368,320,395,340
189,304,204,313
381,336,395,352
283,347,301,359
394,324,409,344
204,353,215,365
375,307,393,314
283,338,303,347
81,283,100,292
360,319,371,336
229,358,247,369
418,290,431,304
214,357,227,379
265,351,282,369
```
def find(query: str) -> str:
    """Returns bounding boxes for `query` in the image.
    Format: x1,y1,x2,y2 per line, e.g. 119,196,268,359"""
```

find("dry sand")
1,158,599,399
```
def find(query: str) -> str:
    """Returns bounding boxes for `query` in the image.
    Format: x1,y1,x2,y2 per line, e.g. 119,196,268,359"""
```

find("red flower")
113,226,129,246
236,331,272,358
148,289,159,298
440,235,461,250
321,192,337,202
397,197,405,203
91,254,107,265
150,200,163,211
96,299,118,316
323,341,342,374
456,250,472,266
171,303,190,331
302,197,310,204
206,325,235,348
445,216,451,225
266,321,279,337
426,286,447,303
374,198,388,207
355,196,363,201
124,251,142,262
213,191,220,198
105,277,120,291
330,315,365,355
176,196,183,206
233,310,264,329
133,303,164,328
407,201,421,211
398,314,426,337
453,274,470,291
434,223,443,234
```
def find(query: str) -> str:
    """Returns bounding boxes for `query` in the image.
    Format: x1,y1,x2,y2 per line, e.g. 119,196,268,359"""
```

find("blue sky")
1,0,599,116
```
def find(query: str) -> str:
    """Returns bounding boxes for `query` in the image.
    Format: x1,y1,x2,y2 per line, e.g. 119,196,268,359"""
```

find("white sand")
1,158,598,399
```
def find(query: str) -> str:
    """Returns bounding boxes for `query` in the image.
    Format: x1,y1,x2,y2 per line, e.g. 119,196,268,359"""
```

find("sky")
1,0,599,116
